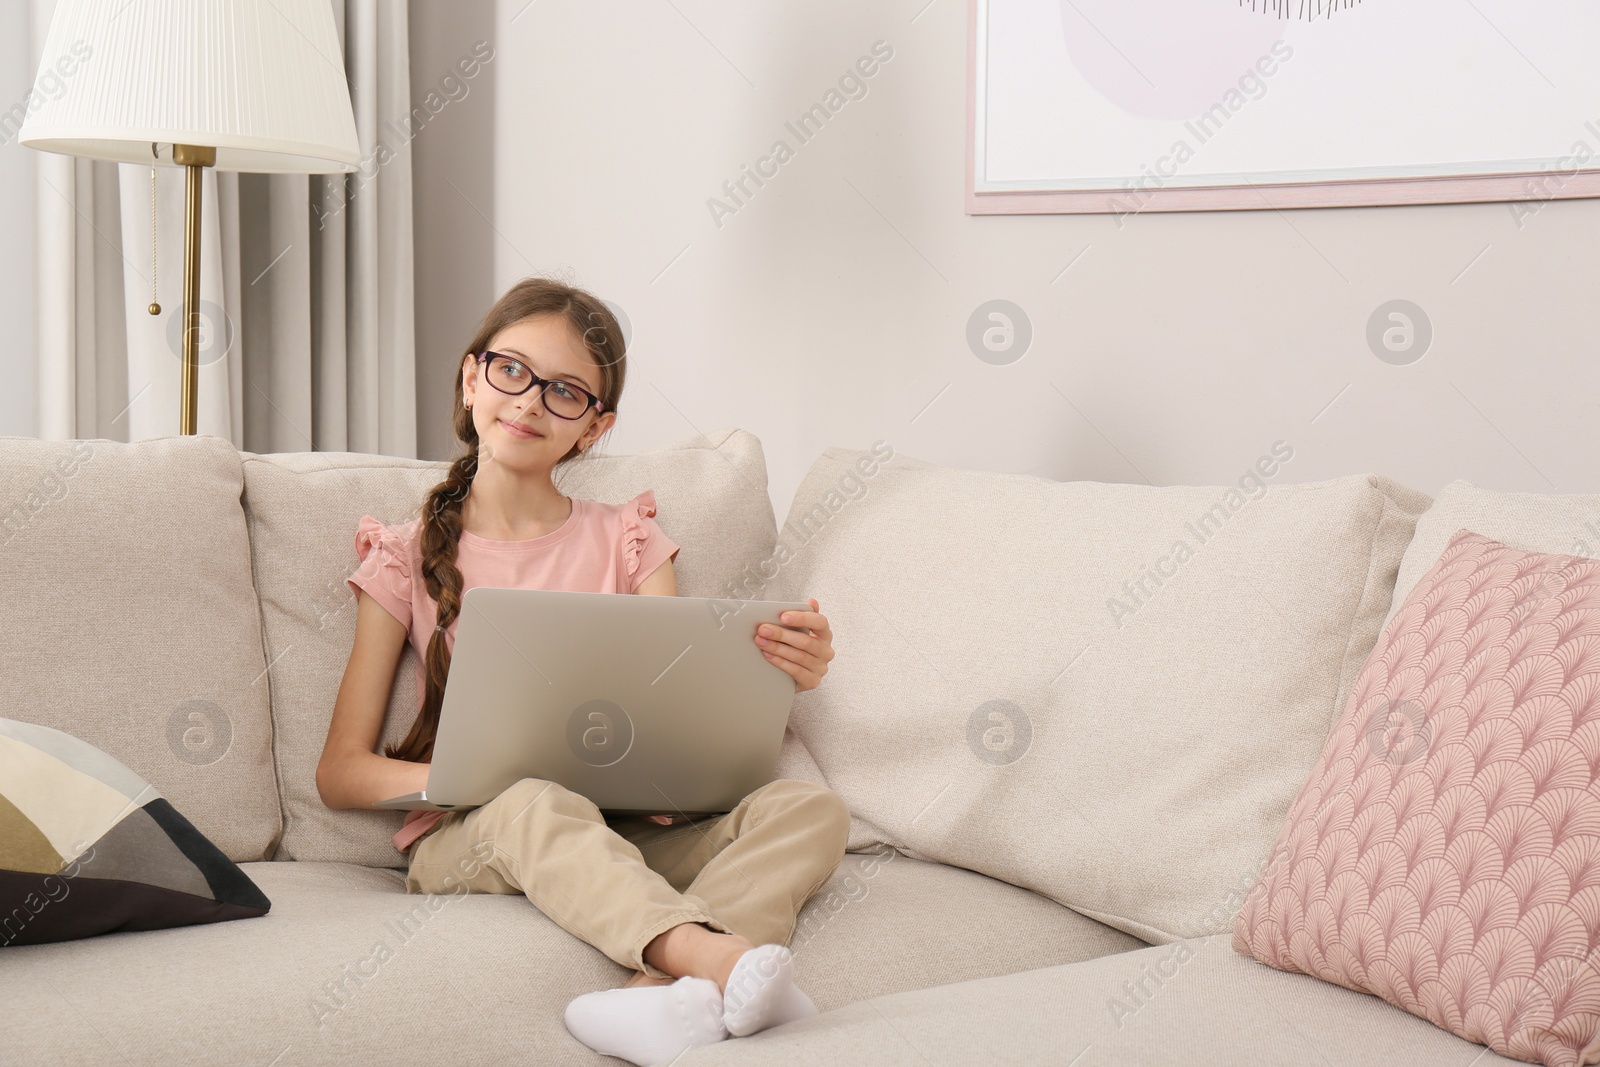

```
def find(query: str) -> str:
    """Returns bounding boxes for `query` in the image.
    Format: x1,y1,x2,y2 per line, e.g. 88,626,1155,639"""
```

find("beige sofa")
0,428,1553,1065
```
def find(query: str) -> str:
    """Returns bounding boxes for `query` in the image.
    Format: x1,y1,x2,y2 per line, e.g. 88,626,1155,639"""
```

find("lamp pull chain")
147,163,160,316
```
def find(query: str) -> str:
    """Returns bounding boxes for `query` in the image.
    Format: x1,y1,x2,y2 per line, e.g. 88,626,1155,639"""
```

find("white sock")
721,944,817,1037
563,975,728,1066
770,982,819,1028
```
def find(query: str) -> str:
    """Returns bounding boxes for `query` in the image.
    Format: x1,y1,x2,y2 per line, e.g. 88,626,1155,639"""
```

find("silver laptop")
374,587,814,817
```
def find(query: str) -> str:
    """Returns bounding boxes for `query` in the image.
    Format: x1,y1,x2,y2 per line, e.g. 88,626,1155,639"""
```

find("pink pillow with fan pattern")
1234,528,1600,1067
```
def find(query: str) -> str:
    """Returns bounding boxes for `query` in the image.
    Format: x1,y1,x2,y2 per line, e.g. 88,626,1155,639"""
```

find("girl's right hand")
646,814,677,825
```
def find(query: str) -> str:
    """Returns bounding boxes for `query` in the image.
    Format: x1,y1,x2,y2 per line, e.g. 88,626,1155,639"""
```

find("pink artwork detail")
1056,0,1286,120
1234,528,1600,1067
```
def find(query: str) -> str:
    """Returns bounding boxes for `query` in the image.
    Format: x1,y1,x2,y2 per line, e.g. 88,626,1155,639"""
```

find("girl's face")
461,313,615,467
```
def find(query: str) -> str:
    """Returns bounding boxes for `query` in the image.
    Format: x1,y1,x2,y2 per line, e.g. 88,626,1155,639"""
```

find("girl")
316,277,849,1066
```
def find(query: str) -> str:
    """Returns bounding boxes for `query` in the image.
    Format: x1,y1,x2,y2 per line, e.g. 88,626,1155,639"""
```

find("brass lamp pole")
173,144,215,437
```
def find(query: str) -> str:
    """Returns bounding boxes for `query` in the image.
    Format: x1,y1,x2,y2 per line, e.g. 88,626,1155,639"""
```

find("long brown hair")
384,277,628,763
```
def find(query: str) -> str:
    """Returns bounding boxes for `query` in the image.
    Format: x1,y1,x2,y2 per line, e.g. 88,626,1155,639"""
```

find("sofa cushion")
0,851,1128,1065
240,427,785,866
1237,529,1600,1067
677,934,1528,1066
764,443,1432,943
0,861,619,1065
0,717,270,946
1385,479,1600,635
0,435,280,862
789,847,1145,1011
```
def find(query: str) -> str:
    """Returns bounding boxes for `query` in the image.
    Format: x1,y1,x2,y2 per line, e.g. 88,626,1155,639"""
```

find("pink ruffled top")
344,490,681,854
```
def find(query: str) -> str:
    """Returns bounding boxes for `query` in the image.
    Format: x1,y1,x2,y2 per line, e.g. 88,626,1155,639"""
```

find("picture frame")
967,0,1600,216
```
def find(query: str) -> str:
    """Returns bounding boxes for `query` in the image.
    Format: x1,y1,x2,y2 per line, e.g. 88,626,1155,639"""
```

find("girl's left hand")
755,598,834,693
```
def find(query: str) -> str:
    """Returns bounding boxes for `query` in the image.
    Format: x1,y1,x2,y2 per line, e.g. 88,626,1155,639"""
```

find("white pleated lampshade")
19,0,360,174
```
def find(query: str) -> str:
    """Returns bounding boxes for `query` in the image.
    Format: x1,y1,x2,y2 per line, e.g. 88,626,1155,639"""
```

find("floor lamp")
19,0,361,436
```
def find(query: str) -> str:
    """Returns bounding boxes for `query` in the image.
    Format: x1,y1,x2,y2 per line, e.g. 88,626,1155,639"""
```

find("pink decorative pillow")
1234,528,1600,1067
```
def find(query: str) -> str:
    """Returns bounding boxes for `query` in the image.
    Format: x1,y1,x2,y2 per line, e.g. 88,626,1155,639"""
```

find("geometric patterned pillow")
1234,528,1600,1067
0,718,270,947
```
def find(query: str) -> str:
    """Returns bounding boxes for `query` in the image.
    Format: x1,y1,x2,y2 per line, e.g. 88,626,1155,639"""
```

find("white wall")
0,1,35,438
7,3,1597,522
410,0,1600,523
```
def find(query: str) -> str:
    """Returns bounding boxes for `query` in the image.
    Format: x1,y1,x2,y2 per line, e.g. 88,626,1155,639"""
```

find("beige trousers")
404,776,851,979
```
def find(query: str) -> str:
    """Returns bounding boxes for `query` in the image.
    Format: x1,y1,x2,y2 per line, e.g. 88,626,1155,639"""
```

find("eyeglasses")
476,351,605,420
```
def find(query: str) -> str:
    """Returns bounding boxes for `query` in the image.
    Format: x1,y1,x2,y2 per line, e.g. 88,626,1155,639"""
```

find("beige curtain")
30,0,416,457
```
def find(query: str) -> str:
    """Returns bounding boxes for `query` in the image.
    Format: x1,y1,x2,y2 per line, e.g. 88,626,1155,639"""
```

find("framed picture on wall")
967,0,1600,217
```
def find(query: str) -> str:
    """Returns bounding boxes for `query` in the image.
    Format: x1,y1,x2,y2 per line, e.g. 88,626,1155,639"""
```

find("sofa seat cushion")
0,860,619,1066
680,935,1528,1066
239,427,785,867
0,435,280,862
766,444,1432,944
789,848,1145,1011
0,852,1133,1066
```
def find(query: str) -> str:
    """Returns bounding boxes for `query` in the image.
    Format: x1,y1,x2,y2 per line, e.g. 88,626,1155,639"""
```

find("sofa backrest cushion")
764,442,1432,944
242,428,781,867
0,435,281,862
1383,478,1600,636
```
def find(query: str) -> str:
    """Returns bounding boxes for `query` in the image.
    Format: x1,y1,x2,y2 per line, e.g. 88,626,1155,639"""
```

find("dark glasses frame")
476,350,606,419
